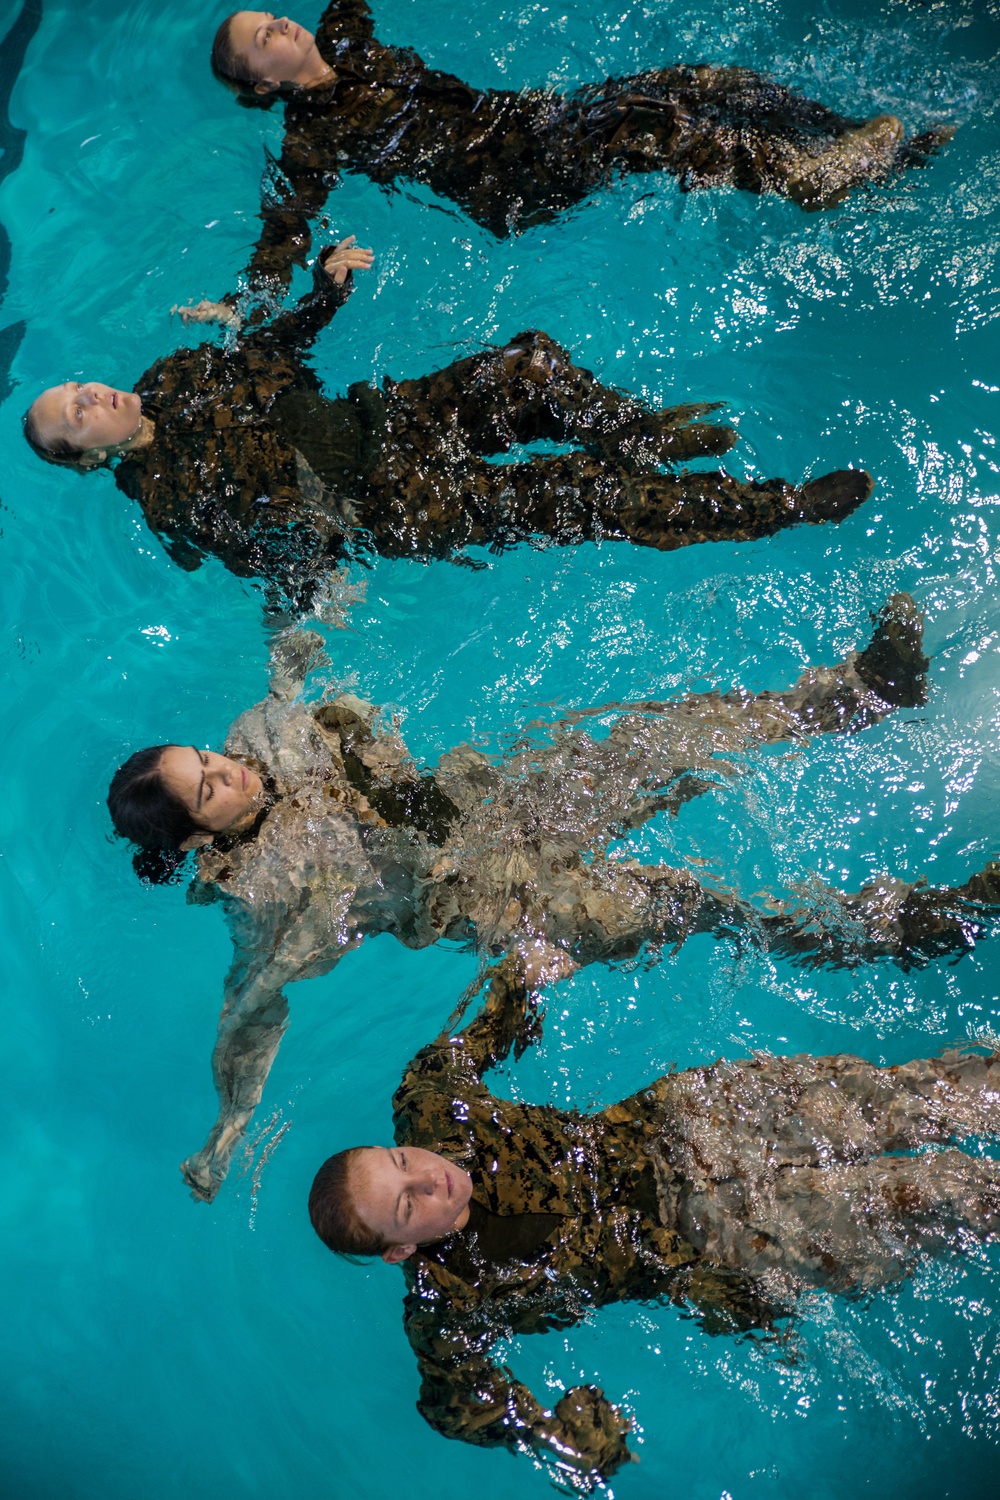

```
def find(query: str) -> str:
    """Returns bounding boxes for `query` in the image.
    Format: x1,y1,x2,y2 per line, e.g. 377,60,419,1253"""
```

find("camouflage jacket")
247,0,807,290
113,263,371,605
392,956,768,1477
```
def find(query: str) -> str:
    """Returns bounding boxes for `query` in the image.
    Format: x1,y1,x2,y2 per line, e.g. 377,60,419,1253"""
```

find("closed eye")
193,747,211,810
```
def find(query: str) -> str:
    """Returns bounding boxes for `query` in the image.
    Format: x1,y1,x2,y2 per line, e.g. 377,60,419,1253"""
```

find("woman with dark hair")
23,236,874,612
307,951,1000,1481
208,5,951,299
107,612,1000,1204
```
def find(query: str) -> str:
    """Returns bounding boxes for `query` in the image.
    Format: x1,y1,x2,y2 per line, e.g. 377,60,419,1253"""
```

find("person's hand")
547,1385,634,1480
319,234,374,285
171,299,241,328
521,941,578,989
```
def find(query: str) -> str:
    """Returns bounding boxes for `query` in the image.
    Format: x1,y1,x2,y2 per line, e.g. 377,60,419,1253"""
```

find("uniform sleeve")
317,0,376,47
403,1281,632,1479
394,953,541,1116
241,140,338,305
241,248,356,358
181,885,361,1201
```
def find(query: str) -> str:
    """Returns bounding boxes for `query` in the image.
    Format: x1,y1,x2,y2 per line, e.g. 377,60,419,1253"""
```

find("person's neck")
119,414,156,454
294,45,335,89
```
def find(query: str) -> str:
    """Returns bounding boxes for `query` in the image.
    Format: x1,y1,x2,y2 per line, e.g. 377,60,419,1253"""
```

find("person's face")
30,381,142,459
159,746,264,836
228,12,316,87
351,1146,473,1263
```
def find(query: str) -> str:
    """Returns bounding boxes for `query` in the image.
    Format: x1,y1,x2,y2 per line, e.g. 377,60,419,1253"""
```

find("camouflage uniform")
113,267,868,610
394,956,1000,1479
244,0,945,286
178,620,998,1201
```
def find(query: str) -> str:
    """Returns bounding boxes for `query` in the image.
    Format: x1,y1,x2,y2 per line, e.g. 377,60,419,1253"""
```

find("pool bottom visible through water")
3,2,1000,1498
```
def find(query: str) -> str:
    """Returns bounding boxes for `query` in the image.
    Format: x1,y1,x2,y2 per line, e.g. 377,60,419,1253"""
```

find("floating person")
308,951,1000,1482
106,608,999,1202
208,5,952,295
24,238,871,612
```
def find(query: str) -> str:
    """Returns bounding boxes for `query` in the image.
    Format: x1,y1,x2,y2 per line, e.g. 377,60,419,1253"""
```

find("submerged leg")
360,441,873,560
588,65,951,210
516,594,929,837
763,860,1000,970
388,328,736,464
657,1046,1000,1297
672,1149,1000,1301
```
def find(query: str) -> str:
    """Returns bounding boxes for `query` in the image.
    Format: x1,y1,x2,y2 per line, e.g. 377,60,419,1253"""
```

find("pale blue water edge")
3,1,1000,1496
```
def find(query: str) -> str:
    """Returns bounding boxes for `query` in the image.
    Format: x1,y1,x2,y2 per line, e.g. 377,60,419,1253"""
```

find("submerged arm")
241,142,338,307
404,1284,632,1483
317,0,376,47
182,900,359,1202
397,950,556,1109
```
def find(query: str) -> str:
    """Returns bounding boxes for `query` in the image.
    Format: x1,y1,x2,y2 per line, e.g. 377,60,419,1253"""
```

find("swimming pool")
3,0,1000,1495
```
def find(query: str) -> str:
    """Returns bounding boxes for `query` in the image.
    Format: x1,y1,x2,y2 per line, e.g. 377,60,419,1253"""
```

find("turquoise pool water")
3,1,1000,1495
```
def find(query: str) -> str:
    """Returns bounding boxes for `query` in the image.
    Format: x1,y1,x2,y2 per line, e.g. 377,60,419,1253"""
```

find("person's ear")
381,1243,417,1264
254,77,278,95
76,448,108,470
179,832,214,852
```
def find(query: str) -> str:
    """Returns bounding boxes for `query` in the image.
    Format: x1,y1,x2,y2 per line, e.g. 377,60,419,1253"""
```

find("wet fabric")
112,282,852,607
243,0,908,289
179,625,997,1202
394,956,1000,1477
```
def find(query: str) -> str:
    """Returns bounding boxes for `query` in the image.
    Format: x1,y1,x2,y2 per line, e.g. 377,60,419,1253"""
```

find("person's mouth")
111,391,118,408
444,1171,453,1198
240,767,248,790
294,24,300,41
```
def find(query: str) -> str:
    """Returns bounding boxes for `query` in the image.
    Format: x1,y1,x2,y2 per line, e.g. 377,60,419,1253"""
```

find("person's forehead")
233,10,271,44
355,1146,397,1194
37,382,72,418
161,745,201,784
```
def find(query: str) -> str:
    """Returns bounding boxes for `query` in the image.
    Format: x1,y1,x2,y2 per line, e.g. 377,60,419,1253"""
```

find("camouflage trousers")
647,1048,1000,1302
353,329,870,559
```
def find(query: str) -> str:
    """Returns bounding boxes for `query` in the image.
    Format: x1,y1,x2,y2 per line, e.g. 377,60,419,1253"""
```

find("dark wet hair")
22,404,90,469
309,1148,389,1259
211,13,280,110
107,745,201,885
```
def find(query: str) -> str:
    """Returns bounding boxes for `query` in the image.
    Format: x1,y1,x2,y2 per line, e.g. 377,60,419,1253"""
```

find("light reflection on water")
2,1,1000,1497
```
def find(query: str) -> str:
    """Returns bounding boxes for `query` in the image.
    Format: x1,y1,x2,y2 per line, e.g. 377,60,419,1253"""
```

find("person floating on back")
25,236,873,611
309,950,1000,1482
209,5,952,296
105,608,999,1202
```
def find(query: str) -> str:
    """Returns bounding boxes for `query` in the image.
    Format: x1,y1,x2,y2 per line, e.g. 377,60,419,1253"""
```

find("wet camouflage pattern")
113,285,865,605
114,262,357,605
244,0,933,289
393,956,1000,1478
180,620,997,1200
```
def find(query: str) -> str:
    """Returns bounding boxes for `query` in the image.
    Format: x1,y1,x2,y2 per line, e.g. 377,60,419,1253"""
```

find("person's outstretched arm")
405,1291,633,1483
316,0,376,48
181,629,350,1203
241,143,337,306
394,945,574,1106
173,235,372,349
181,906,361,1201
